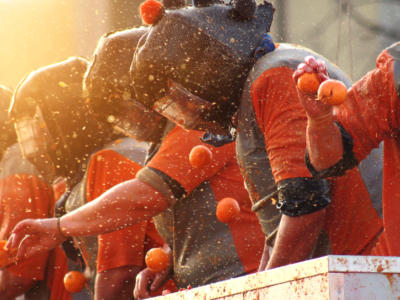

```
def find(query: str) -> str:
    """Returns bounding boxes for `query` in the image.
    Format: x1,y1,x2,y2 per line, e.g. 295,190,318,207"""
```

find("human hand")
134,266,171,299
5,218,66,262
293,56,333,121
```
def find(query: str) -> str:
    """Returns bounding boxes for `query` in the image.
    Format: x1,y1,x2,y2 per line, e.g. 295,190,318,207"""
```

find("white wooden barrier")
152,255,400,299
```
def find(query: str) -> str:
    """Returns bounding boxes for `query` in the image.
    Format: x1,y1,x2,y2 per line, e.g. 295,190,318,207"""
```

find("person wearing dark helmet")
293,43,400,257
9,57,105,298
129,0,384,269
10,54,170,300
85,25,266,296
0,85,73,300
84,28,175,299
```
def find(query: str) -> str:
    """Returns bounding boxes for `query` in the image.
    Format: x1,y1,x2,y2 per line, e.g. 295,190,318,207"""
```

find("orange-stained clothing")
330,43,400,256
0,143,71,300
85,144,164,273
335,47,400,163
237,44,382,255
138,126,265,288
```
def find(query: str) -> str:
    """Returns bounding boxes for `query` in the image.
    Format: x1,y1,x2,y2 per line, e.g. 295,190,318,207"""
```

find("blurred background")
0,0,142,89
0,0,399,89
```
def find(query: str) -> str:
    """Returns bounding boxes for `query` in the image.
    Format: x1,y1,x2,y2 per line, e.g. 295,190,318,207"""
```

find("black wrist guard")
305,122,358,179
276,177,330,217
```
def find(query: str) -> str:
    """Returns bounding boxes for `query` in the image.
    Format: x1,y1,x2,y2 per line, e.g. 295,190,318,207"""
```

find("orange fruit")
216,197,240,223
317,79,347,106
189,145,213,168
0,240,9,268
297,72,320,94
140,0,164,25
145,247,170,272
63,271,86,293
0,240,15,268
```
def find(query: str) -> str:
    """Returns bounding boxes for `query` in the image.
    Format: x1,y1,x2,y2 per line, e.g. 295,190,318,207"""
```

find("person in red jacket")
84,138,169,299
0,85,75,300
85,26,266,294
129,1,383,269
82,28,171,299
293,42,400,256
9,52,168,300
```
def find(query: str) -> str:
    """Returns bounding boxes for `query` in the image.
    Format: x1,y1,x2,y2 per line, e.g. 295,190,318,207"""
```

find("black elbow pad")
276,177,330,217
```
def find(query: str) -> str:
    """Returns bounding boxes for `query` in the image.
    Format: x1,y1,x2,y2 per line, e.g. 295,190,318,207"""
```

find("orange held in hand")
145,247,170,272
63,271,87,293
317,79,347,106
297,72,320,94
189,145,213,168
216,197,240,223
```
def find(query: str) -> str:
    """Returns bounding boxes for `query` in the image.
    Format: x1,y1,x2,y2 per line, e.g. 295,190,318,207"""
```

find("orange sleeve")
250,66,311,183
335,49,400,162
86,149,163,272
0,174,53,280
147,126,236,194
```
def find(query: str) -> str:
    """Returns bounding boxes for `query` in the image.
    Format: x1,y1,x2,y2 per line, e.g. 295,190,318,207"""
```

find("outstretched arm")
6,179,169,261
59,178,168,237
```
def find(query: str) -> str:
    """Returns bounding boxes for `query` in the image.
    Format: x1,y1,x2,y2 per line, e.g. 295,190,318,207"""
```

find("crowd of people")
0,0,393,299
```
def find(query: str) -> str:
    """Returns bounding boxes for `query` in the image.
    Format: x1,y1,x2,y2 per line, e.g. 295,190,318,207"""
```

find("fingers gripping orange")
317,79,347,106
297,72,320,94
63,271,87,293
145,247,170,272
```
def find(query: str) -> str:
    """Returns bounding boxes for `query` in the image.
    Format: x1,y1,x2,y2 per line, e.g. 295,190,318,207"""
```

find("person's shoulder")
249,43,351,87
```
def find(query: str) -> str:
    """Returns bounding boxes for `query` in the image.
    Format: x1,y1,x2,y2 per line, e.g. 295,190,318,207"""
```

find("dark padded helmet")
131,1,274,132
0,85,16,158
84,27,166,143
10,57,117,179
